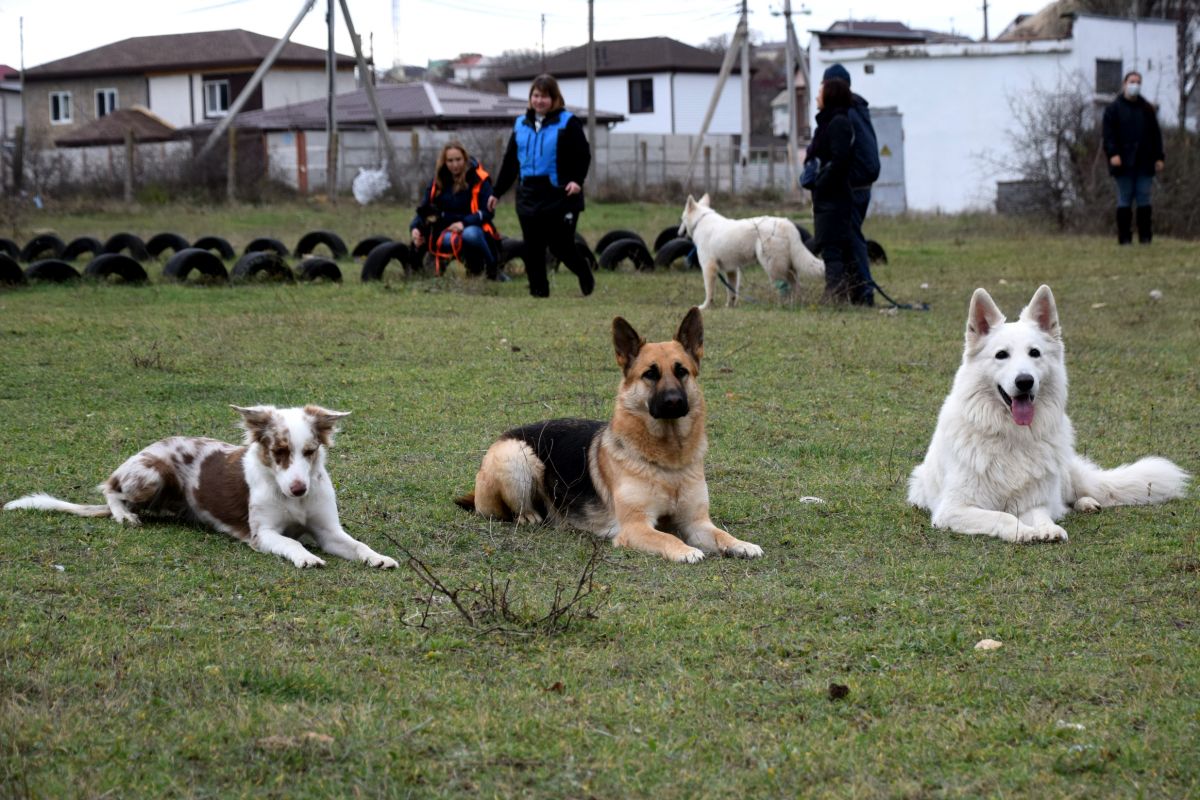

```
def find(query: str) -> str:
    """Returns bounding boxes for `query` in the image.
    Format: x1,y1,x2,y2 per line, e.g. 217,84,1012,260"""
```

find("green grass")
1,201,1198,798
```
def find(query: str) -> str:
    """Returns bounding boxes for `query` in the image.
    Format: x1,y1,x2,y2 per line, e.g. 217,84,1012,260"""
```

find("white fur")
4,405,399,570
678,193,825,309
908,285,1190,542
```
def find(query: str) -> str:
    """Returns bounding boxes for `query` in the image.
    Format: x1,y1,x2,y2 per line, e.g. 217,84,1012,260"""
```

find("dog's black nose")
650,390,689,420
290,481,307,497
1015,374,1034,393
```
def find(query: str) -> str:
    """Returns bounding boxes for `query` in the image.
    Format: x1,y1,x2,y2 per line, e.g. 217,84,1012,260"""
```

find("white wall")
262,68,355,109
148,74,192,128
812,17,1183,213
507,71,742,135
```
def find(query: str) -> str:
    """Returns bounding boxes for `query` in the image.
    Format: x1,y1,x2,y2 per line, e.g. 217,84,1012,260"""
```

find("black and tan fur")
456,307,763,563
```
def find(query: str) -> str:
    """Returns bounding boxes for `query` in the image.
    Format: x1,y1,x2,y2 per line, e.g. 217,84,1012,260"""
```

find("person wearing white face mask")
1102,71,1165,244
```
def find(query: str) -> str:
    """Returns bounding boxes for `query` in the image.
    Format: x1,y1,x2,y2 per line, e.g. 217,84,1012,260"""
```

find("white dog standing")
909,285,1189,543
5,405,399,569
679,193,825,309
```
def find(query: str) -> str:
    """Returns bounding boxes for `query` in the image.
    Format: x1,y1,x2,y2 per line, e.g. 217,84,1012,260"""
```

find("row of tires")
0,250,344,286
0,230,355,265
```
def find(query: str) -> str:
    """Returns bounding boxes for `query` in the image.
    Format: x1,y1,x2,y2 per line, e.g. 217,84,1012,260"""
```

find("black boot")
821,258,849,304
1136,205,1153,244
1116,207,1133,245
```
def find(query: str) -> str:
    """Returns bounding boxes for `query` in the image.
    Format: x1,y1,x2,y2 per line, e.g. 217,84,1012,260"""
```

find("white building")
500,37,745,136
810,11,1186,213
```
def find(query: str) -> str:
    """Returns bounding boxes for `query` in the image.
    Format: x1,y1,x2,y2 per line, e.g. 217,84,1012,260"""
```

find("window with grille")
1096,60,1123,95
628,78,654,114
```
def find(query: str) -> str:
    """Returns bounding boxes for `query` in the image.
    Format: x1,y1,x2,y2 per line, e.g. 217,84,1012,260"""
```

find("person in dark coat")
490,74,594,298
410,141,503,279
805,77,857,303
1102,71,1165,244
821,63,878,306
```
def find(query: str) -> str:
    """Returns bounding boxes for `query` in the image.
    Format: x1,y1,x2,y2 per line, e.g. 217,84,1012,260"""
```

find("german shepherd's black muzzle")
649,388,689,419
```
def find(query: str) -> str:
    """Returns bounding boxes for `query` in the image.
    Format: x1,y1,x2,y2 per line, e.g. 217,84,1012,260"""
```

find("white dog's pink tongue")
1011,396,1035,426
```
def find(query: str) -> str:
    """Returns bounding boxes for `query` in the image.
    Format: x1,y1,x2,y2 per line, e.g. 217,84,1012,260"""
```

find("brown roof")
0,63,17,79
184,82,623,132
499,37,740,81
26,29,354,80
813,19,972,49
55,106,179,147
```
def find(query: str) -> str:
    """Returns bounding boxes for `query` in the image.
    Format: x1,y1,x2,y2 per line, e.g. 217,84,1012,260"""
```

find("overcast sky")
1,0,1038,72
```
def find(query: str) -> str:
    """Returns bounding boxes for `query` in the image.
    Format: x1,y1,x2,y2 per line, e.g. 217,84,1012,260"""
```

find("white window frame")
203,79,230,118
95,87,118,118
49,90,72,125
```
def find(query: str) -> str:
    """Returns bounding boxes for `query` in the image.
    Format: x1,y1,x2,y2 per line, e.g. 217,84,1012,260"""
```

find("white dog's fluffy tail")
789,228,825,279
3,493,111,517
1070,455,1190,507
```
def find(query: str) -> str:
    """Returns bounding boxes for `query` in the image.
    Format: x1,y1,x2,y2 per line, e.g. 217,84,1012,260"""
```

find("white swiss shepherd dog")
4,405,399,569
909,285,1189,543
679,193,825,310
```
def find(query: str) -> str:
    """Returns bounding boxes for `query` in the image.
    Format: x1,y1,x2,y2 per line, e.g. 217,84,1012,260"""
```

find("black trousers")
517,211,593,298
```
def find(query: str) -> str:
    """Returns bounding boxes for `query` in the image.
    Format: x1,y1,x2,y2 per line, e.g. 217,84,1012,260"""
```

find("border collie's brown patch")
196,447,251,539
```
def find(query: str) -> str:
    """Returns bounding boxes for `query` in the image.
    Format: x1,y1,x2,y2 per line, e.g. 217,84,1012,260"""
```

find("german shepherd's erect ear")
674,307,704,368
612,316,646,373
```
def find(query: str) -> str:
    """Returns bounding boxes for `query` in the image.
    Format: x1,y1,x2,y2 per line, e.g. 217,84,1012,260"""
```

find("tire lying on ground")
0,253,26,285
0,238,19,260
599,238,655,271
192,235,236,260
654,237,695,269
361,241,414,281
654,225,684,253
61,236,104,261
295,230,348,259
297,257,343,282
231,252,294,282
25,259,81,282
102,232,150,261
146,232,191,258
21,234,66,262
163,248,229,283
866,239,888,264
595,229,645,257
244,237,290,257
352,235,392,258
84,253,149,283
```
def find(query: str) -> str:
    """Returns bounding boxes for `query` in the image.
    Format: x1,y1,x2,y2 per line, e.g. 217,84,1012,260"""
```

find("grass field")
1,200,1198,798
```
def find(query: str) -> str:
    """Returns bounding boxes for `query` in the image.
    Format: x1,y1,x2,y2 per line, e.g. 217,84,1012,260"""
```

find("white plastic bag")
352,167,390,205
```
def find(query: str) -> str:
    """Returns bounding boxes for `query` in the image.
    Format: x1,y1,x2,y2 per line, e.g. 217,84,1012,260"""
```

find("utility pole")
326,0,337,201
783,0,798,194
587,0,596,188
541,14,547,72
982,0,990,41
739,0,751,183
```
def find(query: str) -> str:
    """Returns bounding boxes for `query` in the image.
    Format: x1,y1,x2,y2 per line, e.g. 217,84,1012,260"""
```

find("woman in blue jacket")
410,141,502,279
489,74,593,298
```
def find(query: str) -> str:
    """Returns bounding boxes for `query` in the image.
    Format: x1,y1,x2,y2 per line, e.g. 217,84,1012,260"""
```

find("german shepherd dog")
455,307,763,563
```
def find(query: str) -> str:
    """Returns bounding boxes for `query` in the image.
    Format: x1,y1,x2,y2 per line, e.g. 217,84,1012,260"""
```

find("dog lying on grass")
456,307,763,563
5,405,398,569
908,285,1189,542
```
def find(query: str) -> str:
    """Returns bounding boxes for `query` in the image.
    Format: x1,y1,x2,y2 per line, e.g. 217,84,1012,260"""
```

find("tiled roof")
55,106,178,147
26,29,354,80
498,37,740,80
185,82,623,132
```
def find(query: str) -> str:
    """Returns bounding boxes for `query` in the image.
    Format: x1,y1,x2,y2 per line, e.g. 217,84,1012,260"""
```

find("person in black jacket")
410,141,503,279
805,77,857,303
489,74,594,298
1102,71,1165,244
821,63,878,306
